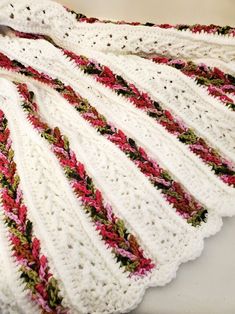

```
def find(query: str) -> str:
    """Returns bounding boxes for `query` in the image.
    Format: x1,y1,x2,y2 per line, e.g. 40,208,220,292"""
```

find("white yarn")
0,0,235,62
0,1,234,313
0,79,144,314
0,36,230,217
0,76,205,314
31,82,206,258
81,51,235,163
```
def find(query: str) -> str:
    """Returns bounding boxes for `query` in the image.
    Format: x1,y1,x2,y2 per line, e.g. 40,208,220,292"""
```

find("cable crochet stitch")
0,1,234,313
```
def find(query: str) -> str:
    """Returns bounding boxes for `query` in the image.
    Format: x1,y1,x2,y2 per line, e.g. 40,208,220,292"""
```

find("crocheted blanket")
0,1,234,313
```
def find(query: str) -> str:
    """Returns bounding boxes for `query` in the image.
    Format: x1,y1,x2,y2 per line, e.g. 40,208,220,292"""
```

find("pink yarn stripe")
0,109,68,313
16,82,155,276
10,30,235,187
150,55,235,111
0,50,209,226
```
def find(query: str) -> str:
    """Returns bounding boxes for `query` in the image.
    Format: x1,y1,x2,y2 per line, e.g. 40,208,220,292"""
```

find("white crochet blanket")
0,1,234,313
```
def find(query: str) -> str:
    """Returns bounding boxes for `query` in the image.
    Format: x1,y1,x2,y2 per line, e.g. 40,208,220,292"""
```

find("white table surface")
55,1,235,313
130,216,235,314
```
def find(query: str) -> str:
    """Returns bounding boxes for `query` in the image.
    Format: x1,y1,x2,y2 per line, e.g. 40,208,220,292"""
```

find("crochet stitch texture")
0,0,234,313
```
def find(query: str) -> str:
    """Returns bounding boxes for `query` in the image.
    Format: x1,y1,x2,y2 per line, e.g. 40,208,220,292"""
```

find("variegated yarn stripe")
62,49,235,187
150,55,235,111
0,50,209,226
0,107,68,313
0,76,208,314
0,1,234,314
9,29,235,186
16,81,155,276
0,36,233,221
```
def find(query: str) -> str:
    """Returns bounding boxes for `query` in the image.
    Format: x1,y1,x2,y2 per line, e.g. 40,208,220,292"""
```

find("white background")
56,0,235,25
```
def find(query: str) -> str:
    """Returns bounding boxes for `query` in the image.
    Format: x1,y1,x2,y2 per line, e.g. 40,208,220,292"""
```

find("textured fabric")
0,1,234,313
